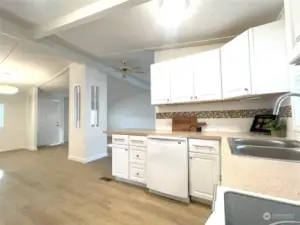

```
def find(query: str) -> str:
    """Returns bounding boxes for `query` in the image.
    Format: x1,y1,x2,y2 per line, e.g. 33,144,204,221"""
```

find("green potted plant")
264,118,287,137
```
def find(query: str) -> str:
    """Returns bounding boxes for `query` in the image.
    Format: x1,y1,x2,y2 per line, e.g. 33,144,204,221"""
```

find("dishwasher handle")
148,136,187,143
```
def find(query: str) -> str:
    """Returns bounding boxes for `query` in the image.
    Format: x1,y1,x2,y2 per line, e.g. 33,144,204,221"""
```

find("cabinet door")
150,62,171,105
193,49,222,101
285,0,300,63
251,21,289,95
112,147,129,179
221,31,252,99
290,66,300,132
189,152,220,201
170,56,194,103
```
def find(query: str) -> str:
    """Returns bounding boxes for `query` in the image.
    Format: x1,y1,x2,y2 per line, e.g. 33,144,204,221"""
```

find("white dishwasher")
147,136,189,203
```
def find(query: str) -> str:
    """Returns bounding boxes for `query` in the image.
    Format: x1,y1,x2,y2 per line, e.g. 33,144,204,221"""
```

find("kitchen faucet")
273,92,300,115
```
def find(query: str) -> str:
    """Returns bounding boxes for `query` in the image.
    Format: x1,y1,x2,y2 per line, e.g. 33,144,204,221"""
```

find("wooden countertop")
105,129,300,201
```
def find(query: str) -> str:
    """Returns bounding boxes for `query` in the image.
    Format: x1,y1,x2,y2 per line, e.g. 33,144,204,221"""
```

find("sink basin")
228,138,300,161
235,145,300,160
232,138,300,148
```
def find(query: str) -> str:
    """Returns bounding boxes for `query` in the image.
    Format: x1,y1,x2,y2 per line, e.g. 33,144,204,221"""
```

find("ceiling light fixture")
0,85,18,95
158,0,189,29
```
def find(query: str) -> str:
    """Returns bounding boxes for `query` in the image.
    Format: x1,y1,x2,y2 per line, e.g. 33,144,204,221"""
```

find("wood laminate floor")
0,145,211,225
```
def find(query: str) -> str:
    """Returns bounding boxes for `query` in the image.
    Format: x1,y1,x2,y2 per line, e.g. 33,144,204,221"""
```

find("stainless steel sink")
228,138,300,161
232,138,300,148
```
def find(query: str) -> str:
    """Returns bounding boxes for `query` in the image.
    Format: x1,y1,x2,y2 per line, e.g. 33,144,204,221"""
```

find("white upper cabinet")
290,66,300,132
193,49,222,101
150,62,171,105
285,0,300,64
170,56,194,103
250,20,289,95
221,30,252,99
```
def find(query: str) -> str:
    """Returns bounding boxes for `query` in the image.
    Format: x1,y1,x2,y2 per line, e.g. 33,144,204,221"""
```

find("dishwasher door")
147,136,188,200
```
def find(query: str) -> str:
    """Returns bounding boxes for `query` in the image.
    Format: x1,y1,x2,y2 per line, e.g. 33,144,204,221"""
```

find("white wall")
37,91,65,146
64,97,69,142
0,92,27,151
25,87,38,150
107,76,155,131
68,63,108,163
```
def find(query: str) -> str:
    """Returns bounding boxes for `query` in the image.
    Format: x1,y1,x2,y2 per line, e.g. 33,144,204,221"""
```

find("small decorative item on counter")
250,114,277,135
264,118,287,137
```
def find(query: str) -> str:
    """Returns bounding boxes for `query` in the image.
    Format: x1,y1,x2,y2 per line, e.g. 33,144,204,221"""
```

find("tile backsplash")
156,105,292,119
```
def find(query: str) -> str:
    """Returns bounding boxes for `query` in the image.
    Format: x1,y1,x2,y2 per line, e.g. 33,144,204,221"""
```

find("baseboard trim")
85,153,108,163
0,148,20,153
26,147,38,151
68,152,108,164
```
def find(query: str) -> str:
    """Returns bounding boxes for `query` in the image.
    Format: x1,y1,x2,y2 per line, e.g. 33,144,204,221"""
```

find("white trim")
0,148,22,153
26,147,38,151
68,152,108,164
85,153,108,163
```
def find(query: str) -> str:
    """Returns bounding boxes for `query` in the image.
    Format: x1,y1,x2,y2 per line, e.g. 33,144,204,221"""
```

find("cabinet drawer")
130,146,146,165
112,135,129,145
130,163,146,184
129,135,147,147
189,139,220,154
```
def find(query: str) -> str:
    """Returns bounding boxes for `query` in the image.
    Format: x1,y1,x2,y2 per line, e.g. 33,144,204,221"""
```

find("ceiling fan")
112,60,145,78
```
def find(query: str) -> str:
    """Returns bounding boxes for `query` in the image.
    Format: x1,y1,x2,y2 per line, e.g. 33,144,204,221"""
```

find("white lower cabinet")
112,146,129,179
189,152,220,201
130,163,146,184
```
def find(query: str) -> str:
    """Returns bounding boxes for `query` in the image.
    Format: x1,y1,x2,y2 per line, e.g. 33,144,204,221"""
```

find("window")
0,104,3,129
91,85,99,127
74,85,81,128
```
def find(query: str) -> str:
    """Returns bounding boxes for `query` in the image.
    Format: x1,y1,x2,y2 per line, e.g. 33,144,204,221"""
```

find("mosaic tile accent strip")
156,105,292,119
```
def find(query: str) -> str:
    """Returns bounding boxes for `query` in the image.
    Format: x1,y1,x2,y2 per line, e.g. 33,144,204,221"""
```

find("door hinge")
219,175,222,182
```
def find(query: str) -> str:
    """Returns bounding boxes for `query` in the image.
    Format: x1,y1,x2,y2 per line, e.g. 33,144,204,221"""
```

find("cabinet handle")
167,98,170,102
136,154,139,158
190,96,193,100
190,157,193,160
244,88,249,92
114,138,125,142
125,149,128,151
194,96,197,99
136,172,139,176
193,145,214,149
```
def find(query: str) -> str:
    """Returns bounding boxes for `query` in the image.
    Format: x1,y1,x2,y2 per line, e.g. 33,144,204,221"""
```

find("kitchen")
106,0,300,224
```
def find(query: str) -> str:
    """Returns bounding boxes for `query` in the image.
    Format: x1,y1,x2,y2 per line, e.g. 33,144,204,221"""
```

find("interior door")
112,146,129,179
47,100,61,145
221,30,252,99
189,152,220,201
193,49,222,101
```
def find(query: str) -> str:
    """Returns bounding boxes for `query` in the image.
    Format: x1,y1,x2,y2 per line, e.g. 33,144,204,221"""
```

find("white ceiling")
57,0,283,56
0,0,101,25
39,70,69,95
0,33,70,90
0,0,284,87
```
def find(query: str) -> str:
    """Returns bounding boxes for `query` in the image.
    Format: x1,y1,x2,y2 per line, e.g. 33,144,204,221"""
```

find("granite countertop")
104,129,288,140
105,129,300,201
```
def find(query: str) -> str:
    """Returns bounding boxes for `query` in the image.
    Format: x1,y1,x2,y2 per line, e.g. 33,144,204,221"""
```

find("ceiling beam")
34,0,152,40
0,15,150,90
